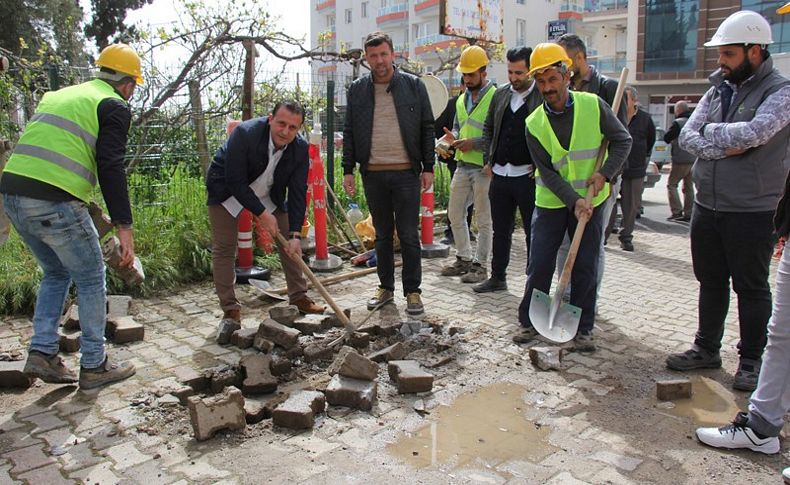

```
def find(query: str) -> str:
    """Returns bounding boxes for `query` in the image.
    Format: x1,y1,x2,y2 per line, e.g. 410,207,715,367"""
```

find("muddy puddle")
659,376,746,426
388,382,556,469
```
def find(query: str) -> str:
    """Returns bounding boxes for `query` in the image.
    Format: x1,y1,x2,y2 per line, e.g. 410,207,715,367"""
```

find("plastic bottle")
346,203,364,226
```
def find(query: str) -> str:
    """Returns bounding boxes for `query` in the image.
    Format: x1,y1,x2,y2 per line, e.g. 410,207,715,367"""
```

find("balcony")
316,0,335,12
590,54,627,74
393,43,410,56
415,33,454,48
414,0,440,13
377,3,409,24
414,34,466,54
584,0,628,12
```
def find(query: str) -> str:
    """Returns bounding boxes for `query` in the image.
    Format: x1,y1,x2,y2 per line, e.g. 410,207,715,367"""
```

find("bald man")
663,100,696,221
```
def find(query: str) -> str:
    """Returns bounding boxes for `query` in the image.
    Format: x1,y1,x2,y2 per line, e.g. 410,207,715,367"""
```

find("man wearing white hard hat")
666,10,790,392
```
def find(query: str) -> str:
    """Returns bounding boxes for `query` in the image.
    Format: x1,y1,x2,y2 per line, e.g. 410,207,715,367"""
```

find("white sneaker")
696,413,779,455
783,467,790,484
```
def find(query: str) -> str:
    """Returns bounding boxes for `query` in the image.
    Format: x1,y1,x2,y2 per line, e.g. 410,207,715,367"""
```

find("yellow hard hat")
96,44,144,85
528,43,573,76
456,45,489,74
779,3,790,14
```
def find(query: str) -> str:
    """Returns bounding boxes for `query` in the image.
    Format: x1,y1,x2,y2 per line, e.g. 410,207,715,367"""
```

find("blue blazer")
206,117,309,233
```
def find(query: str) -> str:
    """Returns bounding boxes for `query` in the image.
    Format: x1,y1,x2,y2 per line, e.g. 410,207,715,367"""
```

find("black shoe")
611,227,620,234
679,216,691,222
620,241,634,252
473,277,507,293
667,214,683,221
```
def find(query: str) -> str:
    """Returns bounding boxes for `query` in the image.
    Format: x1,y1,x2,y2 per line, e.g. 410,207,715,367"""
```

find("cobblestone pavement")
0,185,787,485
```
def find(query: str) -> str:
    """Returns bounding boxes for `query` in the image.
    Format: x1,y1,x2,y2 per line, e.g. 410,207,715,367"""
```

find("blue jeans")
3,194,107,368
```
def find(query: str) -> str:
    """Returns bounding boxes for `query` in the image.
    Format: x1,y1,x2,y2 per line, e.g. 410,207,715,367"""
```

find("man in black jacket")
342,31,434,316
206,100,324,332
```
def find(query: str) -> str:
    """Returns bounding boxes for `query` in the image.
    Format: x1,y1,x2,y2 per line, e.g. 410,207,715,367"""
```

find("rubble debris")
388,360,434,394
253,335,274,353
292,314,331,335
304,343,334,363
244,399,267,424
324,308,352,328
230,328,257,349
152,377,194,404
328,346,378,381
424,355,454,369
325,374,377,411
60,304,80,331
106,295,132,317
240,354,278,395
348,332,370,350
529,346,564,371
216,319,241,345
173,366,208,393
59,328,81,353
207,366,241,394
269,305,300,326
272,390,326,429
269,355,292,377
368,342,406,363
187,386,246,441
106,316,144,344
0,361,34,388
257,318,301,349
656,379,692,401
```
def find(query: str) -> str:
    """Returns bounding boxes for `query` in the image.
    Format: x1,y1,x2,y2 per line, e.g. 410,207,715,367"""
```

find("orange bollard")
420,184,449,258
307,123,342,272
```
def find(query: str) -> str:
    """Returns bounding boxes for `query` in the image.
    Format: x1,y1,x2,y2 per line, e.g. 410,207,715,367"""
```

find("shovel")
249,278,288,301
529,68,628,343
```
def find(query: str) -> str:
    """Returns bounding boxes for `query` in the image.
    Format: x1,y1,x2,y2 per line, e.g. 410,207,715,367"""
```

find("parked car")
651,127,671,171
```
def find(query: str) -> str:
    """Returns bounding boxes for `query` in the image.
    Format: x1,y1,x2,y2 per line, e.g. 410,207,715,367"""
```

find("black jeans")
362,170,422,295
691,204,774,360
489,173,535,281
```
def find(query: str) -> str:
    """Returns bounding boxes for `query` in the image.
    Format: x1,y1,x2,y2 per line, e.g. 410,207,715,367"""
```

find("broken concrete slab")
388,360,434,394
269,356,292,377
187,386,246,441
529,346,564,371
367,342,406,363
348,332,370,350
172,366,208,392
230,328,257,349
207,366,241,394
60,304,80,331
656,379,692,401
272,390,326,429
424,354,454,369
257,318,301,349
58,329,80,353
328,346,378,381
304,344,334,363
324,374,377,411
244,399,267,424
106,295,132,317
269,305,300,326
292,314,331,335
0,361,34,388
240,354,277,395
106,316,144,344
216,319,241,345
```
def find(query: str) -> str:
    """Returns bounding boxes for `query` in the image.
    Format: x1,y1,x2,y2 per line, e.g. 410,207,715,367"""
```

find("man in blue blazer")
206,100,324,332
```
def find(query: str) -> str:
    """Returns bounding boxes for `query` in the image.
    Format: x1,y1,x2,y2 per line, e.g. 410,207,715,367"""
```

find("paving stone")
253,335,274,353
172,365,208,392
257,318,301,349
656,378,692,401
58,329,81,353
105,441,153,470
529,346,565,371
230,327,257,349
269,305,300,325
107,295,132,317
303,343,334,363
106,316,144,344
292,314,331,334
324,374,377,411
69,462,121,484
347,332,370,350
324,308,352,328
367,342,406,363
187,386,246,441
269,355,292,377
272,390,326,429
0,361,34,388
589,450,644,472
60,305,80,331
3,444,56,474
17,463,74,484
244,399,267,424
216,319,241,345
117,458,180,485
240,354,278,395
387,360,434,394
207,366,241,394
327,346,379,381
171,457,231,481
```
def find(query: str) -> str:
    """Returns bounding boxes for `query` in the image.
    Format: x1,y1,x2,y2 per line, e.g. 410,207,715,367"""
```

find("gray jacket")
342,69,435,175
681,57,790,212
482,81,543,166
669,116,696,165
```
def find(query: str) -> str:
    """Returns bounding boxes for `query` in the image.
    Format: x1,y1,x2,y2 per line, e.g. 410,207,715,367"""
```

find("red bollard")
420,184,449,258
307,124,342,272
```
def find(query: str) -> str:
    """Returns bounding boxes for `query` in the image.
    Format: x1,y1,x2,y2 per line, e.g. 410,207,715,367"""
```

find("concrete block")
529,346,564,371
0,361,34,388
348,332,370,350
324,308,352,328
187,386,246,441
253,335,274,353
269,355,292,377
172,366,208,392
304,344,334,363
88,201,114,239
257,318,301,349
207,366,241,394
106,316,144,344
61,304,80,330
268,305,300,325
325,374,377,411
58,329,80,353
367,342,406,363
230,328,257,349
292,314,331,335
244,400,267,424
656,379,692,401
240,354,278,395
272,390,325,429
328,346,378,381
388,360,434,394
216,319,241,345
378,320,401,337
106,295,132,317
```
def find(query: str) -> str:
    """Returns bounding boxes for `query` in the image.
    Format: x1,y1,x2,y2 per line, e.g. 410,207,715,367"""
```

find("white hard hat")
704,10,774,47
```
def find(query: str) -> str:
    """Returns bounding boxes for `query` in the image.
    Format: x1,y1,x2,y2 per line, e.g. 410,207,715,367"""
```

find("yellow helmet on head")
456,45,489,73
528,43,573,76
96,44,144,85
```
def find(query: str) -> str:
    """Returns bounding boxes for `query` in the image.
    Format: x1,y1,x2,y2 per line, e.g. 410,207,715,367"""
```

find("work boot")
512,326,538,344
440,257,471,276
79,357,136,390
666,345,722,371
573,330,596,352
620,240,634,252
733,358,761,392
223,309,241,322
24,350,78,384
696,412,779,454
367,288,394,311
292,296,325,314
406,292,424,316
460,263,486,283
473,277,507,293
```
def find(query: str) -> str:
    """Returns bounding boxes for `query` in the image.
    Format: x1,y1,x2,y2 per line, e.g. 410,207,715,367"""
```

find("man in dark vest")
663,100,695,221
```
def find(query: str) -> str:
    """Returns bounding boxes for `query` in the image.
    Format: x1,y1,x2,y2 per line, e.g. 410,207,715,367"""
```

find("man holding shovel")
516,43,631,351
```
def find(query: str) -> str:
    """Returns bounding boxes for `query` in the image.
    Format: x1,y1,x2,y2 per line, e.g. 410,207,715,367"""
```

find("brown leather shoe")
291,296,325,314
223,309,241,322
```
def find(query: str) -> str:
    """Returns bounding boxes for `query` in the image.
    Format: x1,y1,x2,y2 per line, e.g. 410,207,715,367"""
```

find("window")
516,0,525,4
742,0,790,53
361,1,368,18
516,19,526,47
326,14,335,29
643,0,699,72
345,8,352,24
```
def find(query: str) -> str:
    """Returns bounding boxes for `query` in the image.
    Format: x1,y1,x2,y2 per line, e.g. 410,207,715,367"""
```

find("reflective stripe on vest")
4,79,124,202
527,91,609,209
455,86,495,166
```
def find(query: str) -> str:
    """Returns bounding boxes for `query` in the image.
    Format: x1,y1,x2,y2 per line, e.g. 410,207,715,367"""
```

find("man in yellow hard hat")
437,45,495,284
517,43,631,352
0,43,143,389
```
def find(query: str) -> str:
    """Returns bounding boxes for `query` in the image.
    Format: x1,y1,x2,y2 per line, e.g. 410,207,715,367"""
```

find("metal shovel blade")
249,278,288,301
529,288,581,343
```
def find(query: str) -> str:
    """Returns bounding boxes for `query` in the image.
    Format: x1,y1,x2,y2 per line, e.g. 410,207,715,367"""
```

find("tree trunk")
188,80,211,178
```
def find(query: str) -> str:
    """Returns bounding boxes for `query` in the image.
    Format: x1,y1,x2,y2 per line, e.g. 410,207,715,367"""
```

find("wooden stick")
265,261,401,295
324,181,367,252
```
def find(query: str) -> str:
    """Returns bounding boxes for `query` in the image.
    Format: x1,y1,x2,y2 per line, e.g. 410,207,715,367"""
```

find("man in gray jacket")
663,100,695,221
666,11,790,392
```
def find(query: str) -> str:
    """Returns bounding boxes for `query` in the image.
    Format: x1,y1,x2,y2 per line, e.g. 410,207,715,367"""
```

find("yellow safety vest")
4,79,126,202
526,91,609,209
454,86,495,166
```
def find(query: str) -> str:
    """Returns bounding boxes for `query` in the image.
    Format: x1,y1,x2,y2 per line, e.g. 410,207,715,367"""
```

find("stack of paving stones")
58,296,143,355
